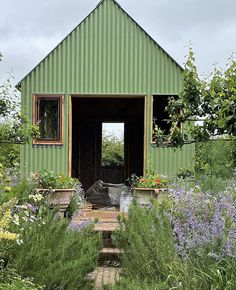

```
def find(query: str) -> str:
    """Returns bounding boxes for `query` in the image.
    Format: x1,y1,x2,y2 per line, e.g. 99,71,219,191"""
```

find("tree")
0,54,38,168
102,131,124,167
153,46,236,147
0,54,38,145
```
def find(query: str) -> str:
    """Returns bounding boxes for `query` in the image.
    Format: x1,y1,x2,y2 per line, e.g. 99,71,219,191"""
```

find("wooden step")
99,247,122,264
100,248,122,254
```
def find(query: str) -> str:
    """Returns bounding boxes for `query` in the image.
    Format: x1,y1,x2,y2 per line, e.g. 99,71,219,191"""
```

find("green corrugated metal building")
17,0,194,189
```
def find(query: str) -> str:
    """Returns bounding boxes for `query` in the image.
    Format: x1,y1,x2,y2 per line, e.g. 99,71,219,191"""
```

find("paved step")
71,203,123,288
89,267,121,290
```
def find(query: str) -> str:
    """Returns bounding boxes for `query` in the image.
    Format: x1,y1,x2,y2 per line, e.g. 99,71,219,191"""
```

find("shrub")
10,212,101,290
30,170,79,189
0,268,42,290
112,183,236,289
195,139,236,192
114,199,182,287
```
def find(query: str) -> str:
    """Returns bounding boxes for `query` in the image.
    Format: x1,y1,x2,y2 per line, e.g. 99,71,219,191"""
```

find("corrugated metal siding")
20,0,193,176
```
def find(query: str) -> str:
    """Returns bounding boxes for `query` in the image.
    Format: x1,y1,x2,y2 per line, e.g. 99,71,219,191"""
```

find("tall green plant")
102,132,124,166
10,213,101,290
114,200,182,287
153,46,236,147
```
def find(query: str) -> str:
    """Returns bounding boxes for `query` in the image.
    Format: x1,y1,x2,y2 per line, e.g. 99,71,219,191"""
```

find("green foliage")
65,195,79,218
112,189,236,289
31,169,79,189
102,132,124,167
108,278,168,290
0,55,39,145
196,140,236,178
195,139,236,192
131,172,169,188
0,268,42,290
0,163,35,204
153,46,236,147
114,200,181,286
0,144,19,169
10,213,101,290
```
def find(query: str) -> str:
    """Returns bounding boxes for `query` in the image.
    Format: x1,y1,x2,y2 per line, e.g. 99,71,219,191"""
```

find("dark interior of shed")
152,95,172,136
72,97,144,190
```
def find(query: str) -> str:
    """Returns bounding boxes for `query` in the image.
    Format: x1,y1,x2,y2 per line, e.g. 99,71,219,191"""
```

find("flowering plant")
170,182,236,260
30,169,79,189
131,172,169,188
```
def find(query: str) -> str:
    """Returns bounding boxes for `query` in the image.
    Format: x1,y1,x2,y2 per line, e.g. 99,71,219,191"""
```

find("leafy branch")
153,45,236,148
0,55,39,144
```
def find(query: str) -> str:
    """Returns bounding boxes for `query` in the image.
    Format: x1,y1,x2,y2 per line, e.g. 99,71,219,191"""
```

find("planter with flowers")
31,170,80,218
131,173,169,206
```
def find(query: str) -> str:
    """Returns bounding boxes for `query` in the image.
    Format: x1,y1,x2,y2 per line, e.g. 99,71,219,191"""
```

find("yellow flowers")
0,205,19,241
0,231,19,240
4,186,12,192
29,193,43,202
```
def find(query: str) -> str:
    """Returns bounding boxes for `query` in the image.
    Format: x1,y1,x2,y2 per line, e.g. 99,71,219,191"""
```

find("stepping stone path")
70,203,126,289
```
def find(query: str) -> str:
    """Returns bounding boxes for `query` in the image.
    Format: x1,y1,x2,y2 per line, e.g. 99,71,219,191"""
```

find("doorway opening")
71,97,144,190
101,122,124,183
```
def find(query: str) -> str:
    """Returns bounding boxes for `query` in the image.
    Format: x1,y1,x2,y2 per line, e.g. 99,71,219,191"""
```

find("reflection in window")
35,96,63,143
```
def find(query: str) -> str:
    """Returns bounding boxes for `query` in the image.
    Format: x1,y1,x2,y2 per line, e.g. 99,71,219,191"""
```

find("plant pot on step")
35,188,76,218
131,187,168,206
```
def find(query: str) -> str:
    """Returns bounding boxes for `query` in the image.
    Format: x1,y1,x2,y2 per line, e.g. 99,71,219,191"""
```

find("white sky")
0,0,236,83
103,122,124,138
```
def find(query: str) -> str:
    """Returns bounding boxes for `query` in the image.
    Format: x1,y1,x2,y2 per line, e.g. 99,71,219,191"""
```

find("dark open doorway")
72,97,144,190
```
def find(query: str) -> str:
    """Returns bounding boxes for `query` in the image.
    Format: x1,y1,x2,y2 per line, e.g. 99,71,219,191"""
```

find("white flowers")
28,193,44,202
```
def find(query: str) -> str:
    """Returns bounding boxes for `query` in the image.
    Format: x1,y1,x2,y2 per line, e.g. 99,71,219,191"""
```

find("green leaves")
154,46,236,148
102,131,124,166
0,55,39,144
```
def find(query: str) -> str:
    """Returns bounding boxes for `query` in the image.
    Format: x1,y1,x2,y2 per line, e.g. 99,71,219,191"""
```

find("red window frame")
33,94,64,145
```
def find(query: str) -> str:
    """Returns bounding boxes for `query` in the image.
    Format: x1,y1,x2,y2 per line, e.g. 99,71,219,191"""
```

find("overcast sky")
0,0,236,84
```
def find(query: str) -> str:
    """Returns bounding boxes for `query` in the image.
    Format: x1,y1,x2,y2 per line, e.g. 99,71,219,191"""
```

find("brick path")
71,203,125,289
89,267,121,290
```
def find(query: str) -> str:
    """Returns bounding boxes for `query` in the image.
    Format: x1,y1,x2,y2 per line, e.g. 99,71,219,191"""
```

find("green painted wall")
20,0,194,177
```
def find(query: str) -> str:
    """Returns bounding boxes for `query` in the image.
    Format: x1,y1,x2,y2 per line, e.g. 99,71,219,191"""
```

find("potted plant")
31,170,80,217
131,172,169,205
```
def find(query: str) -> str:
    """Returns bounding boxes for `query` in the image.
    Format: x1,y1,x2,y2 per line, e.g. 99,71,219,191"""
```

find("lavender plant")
113,182,236,289
170,183,236,260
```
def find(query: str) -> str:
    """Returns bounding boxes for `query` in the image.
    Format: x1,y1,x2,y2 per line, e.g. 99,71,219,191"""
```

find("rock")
86,180,130,206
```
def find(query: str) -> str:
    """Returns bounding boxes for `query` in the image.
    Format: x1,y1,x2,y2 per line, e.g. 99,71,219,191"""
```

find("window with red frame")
34,95,63,143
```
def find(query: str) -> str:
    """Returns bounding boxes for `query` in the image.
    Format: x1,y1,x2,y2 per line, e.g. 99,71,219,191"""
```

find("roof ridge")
16,0,183,90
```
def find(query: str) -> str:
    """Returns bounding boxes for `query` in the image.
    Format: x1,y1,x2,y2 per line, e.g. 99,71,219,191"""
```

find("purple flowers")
169,183,236,260
68,219,93,232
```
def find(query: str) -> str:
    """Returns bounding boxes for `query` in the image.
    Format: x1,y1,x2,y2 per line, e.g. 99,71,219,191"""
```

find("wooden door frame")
68,94,147,177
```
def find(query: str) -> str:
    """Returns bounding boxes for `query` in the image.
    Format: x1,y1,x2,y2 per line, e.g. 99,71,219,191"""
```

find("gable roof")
16,0,183,92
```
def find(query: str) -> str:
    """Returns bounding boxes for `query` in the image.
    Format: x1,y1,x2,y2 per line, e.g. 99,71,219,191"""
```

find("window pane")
37,98,60,140
153,95,172,135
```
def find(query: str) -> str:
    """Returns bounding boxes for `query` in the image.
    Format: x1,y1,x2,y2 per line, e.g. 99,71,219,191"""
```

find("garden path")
70,203,126,289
